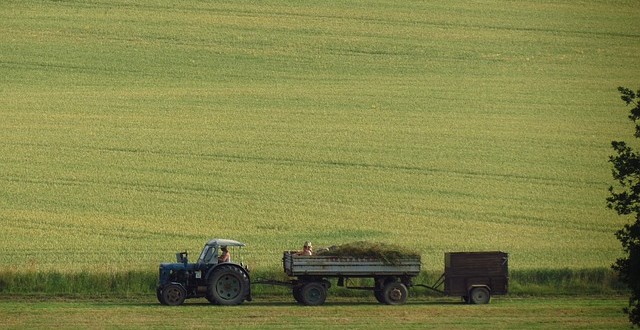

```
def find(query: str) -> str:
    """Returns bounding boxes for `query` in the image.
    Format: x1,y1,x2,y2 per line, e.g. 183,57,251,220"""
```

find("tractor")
156,238,251,306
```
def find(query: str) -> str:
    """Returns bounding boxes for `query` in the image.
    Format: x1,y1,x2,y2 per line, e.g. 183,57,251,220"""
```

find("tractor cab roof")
205,238,246,248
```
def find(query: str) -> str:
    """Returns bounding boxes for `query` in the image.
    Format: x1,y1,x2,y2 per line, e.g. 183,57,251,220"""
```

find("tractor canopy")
204,238,246,248
197,239,246,264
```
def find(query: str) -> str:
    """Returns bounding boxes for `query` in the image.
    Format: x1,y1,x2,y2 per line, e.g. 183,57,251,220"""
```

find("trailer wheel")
207,265,250,305
161,284,186,306
292,286,304,304
382,282,408,305
300,282,327,306
470,287,491,304
374,289,385,303
374,277,395,304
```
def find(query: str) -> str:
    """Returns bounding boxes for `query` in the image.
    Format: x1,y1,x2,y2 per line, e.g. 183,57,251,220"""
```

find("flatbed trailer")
280,251,421,305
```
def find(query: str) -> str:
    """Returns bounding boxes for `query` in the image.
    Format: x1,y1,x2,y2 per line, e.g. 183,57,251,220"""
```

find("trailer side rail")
283,253,421,277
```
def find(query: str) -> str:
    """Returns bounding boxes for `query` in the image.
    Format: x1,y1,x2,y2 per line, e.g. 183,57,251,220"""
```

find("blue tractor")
157,239,251,306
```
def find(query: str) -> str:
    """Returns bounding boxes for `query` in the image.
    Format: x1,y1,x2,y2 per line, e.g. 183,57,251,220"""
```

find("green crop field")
1,0,639,288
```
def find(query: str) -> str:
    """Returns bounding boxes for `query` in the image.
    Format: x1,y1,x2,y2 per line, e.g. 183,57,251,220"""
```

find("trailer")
281,251,422,305
418,251,509,304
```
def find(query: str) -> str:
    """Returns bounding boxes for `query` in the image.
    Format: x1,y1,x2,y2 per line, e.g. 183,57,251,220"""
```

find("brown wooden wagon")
418,251,509,304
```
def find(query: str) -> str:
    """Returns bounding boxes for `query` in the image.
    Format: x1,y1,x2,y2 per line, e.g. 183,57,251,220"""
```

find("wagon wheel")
382,282,408,305
300,282,327,306
469,287,491,304
161,284,186,306
374,277,394,304
292,286,304,304
207,265,250,305
374,289,385,303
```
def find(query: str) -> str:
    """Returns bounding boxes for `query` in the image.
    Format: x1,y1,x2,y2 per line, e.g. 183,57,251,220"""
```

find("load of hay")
315,241,421,264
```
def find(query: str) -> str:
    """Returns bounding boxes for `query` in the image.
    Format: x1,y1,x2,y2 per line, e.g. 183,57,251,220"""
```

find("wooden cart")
419,251,509,304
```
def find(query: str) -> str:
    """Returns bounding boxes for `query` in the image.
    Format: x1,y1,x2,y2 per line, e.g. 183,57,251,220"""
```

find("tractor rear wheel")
205,293,219,305
207,265,250,305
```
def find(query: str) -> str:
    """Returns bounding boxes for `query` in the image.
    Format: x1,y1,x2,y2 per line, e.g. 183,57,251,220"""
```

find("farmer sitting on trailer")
218,246,230,263
296,241,313,256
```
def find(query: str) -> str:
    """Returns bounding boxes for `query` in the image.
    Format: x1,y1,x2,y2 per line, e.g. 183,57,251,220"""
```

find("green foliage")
608,87,640,326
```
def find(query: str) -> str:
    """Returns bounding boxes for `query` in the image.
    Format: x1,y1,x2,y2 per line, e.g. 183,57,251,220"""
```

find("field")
1,0,640,325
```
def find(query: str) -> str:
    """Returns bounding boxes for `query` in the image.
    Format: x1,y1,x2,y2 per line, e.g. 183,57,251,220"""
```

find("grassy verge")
0,296,630,329
0,268,627,297
0,270,157,297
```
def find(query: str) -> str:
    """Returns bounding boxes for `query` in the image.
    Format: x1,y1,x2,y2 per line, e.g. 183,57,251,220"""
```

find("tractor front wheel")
161,284,186,306
157,287,166,305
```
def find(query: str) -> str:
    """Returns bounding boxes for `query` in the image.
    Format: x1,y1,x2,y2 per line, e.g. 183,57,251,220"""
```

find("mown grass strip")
0,296,630,329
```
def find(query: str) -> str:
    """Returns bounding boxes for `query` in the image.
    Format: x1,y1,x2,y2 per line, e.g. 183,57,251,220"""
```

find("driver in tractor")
218,246,230,263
